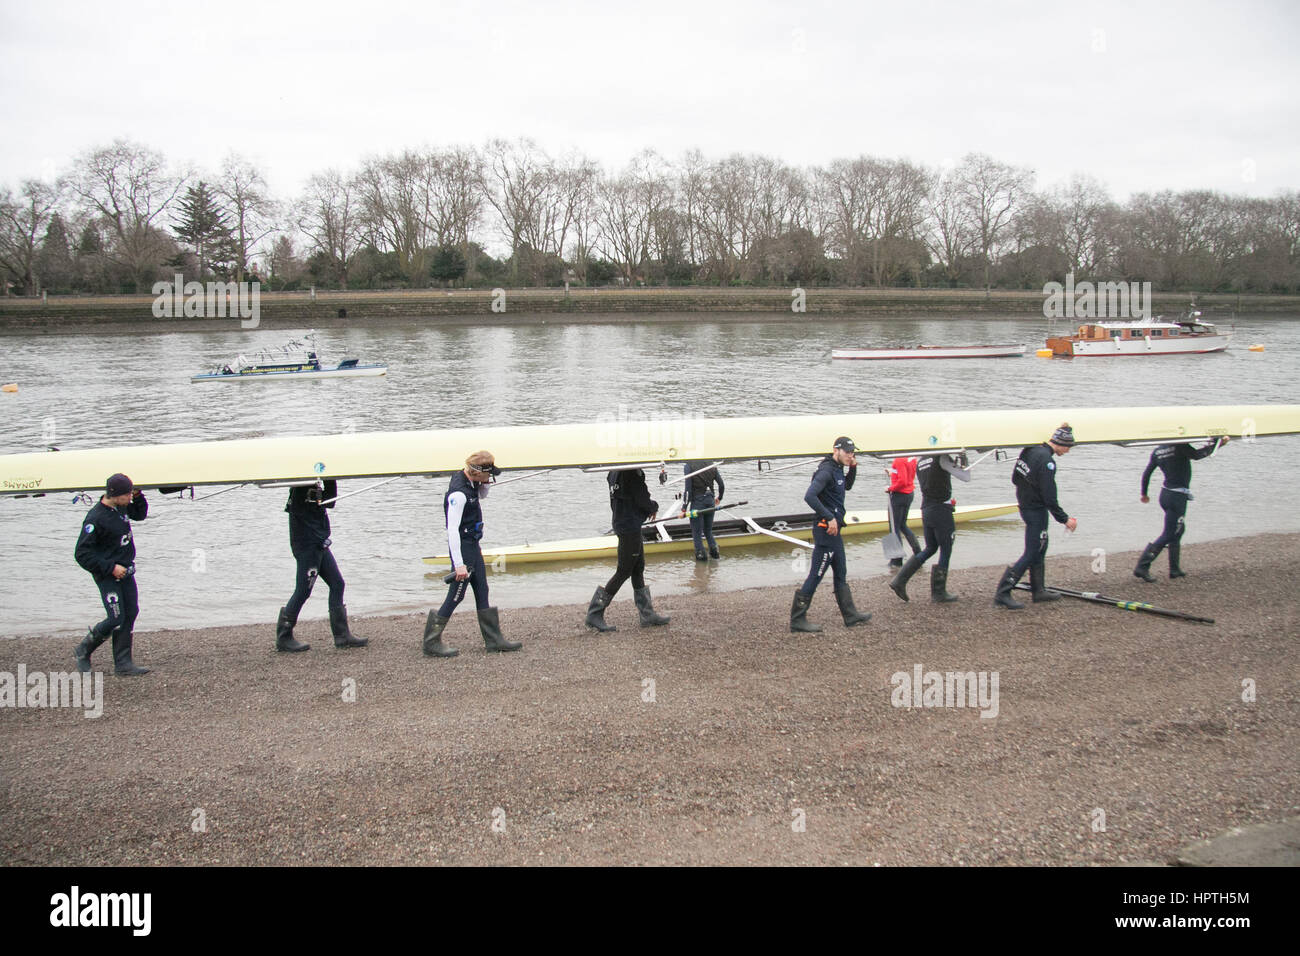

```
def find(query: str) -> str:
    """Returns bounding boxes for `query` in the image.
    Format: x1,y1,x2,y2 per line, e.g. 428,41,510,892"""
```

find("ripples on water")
2,314,1297,637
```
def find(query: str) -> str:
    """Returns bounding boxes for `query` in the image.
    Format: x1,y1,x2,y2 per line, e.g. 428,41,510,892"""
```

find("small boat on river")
1044,311,1231,357
831,344,1027,360
191,331,387,382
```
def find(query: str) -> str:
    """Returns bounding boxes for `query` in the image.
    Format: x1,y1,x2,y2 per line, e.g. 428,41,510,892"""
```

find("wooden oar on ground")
1013,583,1214,624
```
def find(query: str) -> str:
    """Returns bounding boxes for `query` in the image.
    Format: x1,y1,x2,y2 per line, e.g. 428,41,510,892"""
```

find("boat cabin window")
1150,330,1163,337
1168,329,1178,336
1110,329,1122,339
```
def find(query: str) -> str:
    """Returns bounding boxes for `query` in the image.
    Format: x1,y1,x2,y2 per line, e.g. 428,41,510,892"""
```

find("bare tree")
215,154,277,282
62,140,187,291
297,169,364,288
924,171,973,285
0,179,58,294
954,153,1034,295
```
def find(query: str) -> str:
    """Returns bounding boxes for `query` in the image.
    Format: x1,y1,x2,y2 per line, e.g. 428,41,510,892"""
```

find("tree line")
1,138,1297,297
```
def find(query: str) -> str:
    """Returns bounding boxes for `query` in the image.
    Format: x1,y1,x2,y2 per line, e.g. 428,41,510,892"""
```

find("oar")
713,507,815,550
601,501,750,535
882,500,905,560
1012,583,1214,624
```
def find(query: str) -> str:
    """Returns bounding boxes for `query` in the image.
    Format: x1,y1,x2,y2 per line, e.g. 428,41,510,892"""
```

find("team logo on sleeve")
84,523,94,534
1047,462,1055,471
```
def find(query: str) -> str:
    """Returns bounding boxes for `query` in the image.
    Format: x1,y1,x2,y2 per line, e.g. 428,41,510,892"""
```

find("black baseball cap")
833,436,856,453
106,473,133,496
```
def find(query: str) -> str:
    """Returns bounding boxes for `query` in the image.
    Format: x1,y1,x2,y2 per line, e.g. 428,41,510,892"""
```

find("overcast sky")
2,0,1296,203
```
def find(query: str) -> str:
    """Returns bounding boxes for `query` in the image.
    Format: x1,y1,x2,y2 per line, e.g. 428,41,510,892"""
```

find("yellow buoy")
1248,344,1265,352
1035,348,1054,358
1,383,17,393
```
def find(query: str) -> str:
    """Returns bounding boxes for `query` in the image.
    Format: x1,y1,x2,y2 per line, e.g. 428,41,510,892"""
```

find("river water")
1,314,1297,638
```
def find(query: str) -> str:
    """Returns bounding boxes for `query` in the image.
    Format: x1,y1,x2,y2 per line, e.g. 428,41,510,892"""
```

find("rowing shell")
831,345,1027,360
422,503,1018,566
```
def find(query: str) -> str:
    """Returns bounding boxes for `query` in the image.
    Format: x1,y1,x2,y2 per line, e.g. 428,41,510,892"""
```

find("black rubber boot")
478,607,521,652
888,553,925,602
634,586,670,626
1168,542,1186,578
111,630,151,676
275,606,310,652
994,567,1025,610
889,557,903,568
421,611,458,658
790,590,822,633
834,584,872,626
930,566,959,604
708,546,720,560
585,586,617,632
1134,543,1159,582
1029,561,1061,602
74,627,107,673
330,604,368,648
694,550,708,561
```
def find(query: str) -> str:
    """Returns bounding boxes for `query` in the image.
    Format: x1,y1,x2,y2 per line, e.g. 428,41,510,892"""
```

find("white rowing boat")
831,344,1027,360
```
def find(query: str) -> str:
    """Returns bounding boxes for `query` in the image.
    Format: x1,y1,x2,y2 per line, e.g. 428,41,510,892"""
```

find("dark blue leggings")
1010,506,1049,580
801,524,846,595
1149,488,1188,554
917,503,956,570
285,548,344,618
889,491,921,552
93,574,139,638
440,539,489,616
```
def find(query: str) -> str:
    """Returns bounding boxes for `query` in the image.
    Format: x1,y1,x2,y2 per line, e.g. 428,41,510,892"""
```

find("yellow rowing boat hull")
2,405,1296,495
422,503,1020,566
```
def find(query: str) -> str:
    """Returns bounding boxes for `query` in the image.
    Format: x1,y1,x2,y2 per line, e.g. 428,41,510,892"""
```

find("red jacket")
887,456,917,494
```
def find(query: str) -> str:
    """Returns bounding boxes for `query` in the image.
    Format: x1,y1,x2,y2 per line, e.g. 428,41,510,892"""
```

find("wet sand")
1,534,1296,866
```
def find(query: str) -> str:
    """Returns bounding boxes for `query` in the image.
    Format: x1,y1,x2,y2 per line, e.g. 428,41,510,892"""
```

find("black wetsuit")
683,460,725,556
75,494,148,640
605,469,657,596
800,457,856,595
915,455,957,570
284,481,344,618
1141,442,1218,558
439,470,491,616
1010,444,1070,580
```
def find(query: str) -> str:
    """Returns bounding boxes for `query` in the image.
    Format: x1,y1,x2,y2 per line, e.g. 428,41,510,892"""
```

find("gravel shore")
1,534,1296,866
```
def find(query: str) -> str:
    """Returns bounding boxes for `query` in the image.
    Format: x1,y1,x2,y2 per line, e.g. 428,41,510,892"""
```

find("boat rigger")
422,503,1019,566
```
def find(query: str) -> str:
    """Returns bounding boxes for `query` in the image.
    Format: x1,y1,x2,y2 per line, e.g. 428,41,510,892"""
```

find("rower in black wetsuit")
888,453,966,603
73,473,151,675
1134,436,1229,581
423,450,521,657
276,479,367,652
994,423,1079,610
790,436,872,632
585,467,670,631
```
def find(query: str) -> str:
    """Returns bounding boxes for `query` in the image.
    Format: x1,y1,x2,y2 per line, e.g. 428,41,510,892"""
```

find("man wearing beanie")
994,424,1079,610
790,436,872,632
73,473,151,675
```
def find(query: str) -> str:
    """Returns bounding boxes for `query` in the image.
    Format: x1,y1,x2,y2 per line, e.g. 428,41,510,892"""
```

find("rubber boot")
275,606,310,652
708,546,721,560
478,607,521,652
930,566,959,604
634,586,670,626
1169,542,1186,578
74,626,107,673
694,550,708,562
790,590,822,633
585,586,617,632
1029,561,1060,602
1134,543,1159,582
111,630,151,676
994,567,1025,610
889,557,903,568
889,553,925,602
421,611,458,658
330,604,368,648
834,584,872,626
